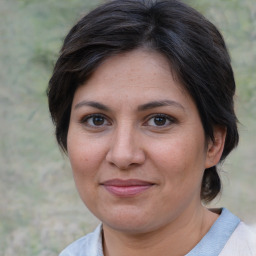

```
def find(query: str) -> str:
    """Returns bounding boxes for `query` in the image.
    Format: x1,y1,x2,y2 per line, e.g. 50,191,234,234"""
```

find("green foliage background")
0,0,255,255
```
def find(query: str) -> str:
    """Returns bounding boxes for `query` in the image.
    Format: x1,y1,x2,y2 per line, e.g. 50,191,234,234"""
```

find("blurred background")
0,0,255,255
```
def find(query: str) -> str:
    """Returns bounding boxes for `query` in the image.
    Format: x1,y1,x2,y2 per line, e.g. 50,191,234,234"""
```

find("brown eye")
91,116,105,126
153,116,167,126
81,114,110,127
146,114,174,127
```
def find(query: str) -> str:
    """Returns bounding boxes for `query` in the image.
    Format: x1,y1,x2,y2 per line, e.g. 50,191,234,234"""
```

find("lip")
100,179,155,197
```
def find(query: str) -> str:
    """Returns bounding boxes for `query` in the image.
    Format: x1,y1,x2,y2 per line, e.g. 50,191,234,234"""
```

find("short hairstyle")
47,0,239,203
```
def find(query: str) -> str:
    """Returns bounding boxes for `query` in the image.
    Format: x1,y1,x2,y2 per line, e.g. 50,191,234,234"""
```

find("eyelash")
143,114,176,127
80,114,111,128
79,113,176,129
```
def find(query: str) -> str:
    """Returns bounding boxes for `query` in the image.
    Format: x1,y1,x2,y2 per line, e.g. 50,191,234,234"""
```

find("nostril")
106,146,146,170
105,129,146,169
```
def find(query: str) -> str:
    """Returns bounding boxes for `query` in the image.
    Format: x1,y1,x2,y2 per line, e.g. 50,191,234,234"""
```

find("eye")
145,114,174,127
80,114,111,128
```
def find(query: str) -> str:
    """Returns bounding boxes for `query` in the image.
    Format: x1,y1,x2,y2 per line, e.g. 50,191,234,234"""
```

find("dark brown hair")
47,0,239,203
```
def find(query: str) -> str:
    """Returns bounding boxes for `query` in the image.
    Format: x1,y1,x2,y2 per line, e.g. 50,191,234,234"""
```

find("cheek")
149,134,206,185
152,136,206,166
67,132,104,181
67,134,104,208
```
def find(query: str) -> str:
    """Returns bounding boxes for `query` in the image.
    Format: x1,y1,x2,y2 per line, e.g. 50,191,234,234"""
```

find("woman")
47,0,256,255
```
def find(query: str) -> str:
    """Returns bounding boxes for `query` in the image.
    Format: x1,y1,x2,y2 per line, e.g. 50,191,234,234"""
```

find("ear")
205,126,227,169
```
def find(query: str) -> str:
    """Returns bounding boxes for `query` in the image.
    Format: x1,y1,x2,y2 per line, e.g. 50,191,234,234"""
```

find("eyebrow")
74,99,185,112
74,101,110,111
137,100,185,112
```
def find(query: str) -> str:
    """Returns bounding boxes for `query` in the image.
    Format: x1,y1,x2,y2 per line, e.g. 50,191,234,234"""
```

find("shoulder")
186,208,255,256
220,222,256,256
59,225,103,256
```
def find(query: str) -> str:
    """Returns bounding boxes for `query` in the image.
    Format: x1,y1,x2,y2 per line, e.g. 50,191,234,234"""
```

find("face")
67,49,215,234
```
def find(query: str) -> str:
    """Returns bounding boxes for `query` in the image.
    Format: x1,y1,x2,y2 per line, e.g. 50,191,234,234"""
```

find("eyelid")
78,113,176,129
79,113,112,127
143,113,176,126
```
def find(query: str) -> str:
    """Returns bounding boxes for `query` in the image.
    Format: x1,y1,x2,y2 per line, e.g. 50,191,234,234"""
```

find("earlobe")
205,126,227,169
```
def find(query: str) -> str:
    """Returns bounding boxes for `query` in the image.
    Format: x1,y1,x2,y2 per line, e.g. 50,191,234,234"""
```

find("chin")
99,208,162,234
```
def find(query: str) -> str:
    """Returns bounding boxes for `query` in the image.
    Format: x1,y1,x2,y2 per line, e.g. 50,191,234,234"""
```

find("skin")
67,49,226,256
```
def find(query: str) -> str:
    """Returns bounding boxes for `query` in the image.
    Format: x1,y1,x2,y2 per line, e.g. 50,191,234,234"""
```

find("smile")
101,179,155,197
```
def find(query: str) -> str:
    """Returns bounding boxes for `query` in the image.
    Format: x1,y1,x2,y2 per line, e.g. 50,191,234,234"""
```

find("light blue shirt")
59,208,240,256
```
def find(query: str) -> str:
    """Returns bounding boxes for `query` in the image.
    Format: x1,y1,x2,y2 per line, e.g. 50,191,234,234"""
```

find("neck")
102,206,218,256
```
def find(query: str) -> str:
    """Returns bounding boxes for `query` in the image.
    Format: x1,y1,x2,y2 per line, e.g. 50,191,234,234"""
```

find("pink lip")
101,179,154,197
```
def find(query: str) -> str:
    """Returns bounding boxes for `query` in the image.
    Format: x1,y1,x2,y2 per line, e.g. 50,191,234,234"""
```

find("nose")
106,125,146,170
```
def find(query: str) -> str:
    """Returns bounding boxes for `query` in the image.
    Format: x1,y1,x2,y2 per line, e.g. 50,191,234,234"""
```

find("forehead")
74,49,190,104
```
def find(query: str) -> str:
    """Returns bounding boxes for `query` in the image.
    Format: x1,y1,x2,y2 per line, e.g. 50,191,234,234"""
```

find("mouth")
100,179,155,197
